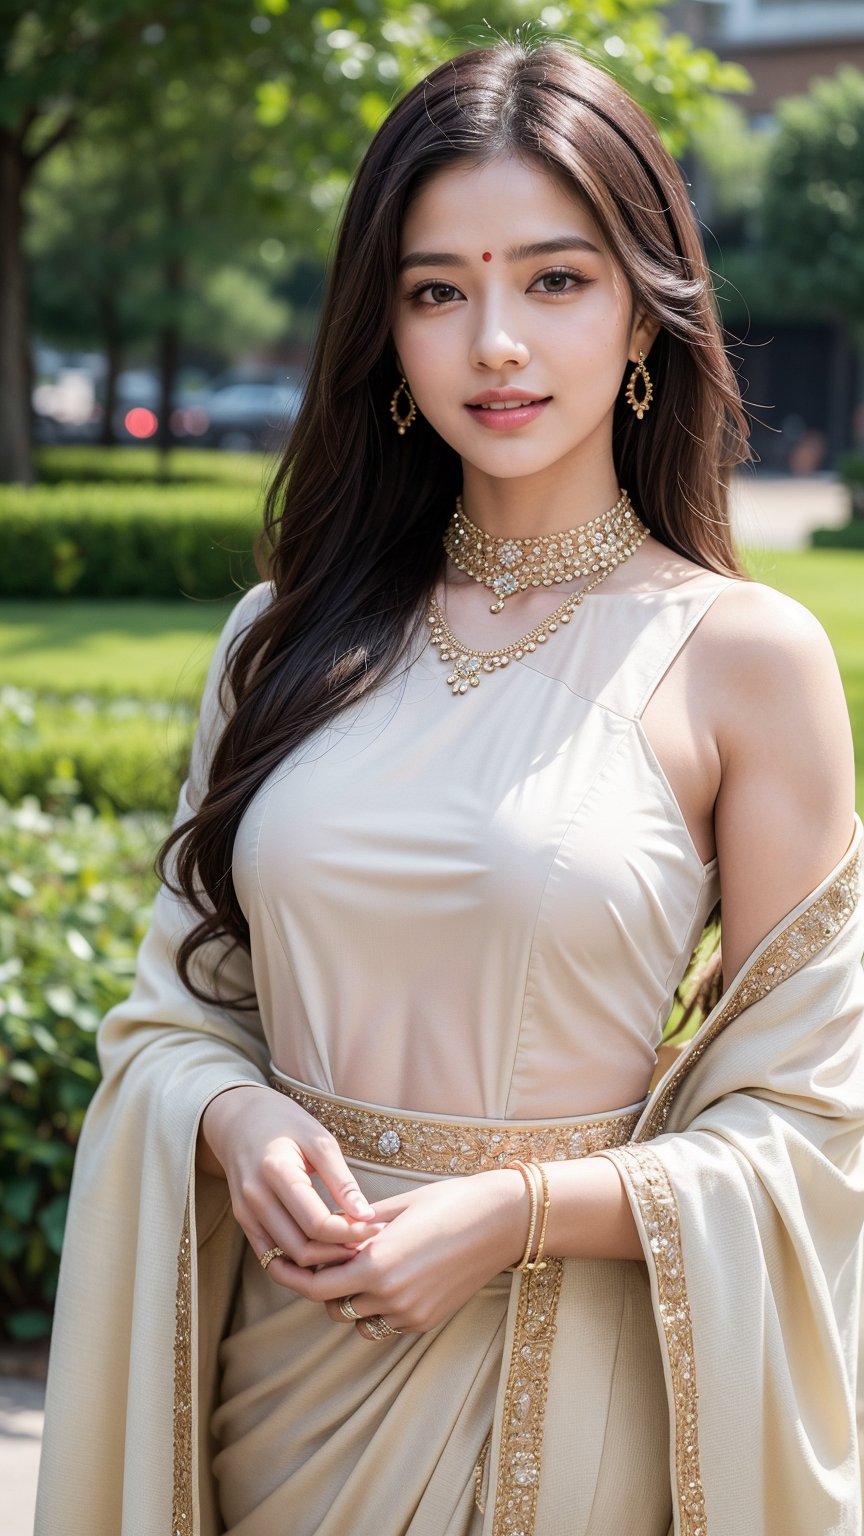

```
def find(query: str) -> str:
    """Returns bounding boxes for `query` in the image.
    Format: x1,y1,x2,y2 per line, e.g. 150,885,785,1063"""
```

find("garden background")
2,0,864,1370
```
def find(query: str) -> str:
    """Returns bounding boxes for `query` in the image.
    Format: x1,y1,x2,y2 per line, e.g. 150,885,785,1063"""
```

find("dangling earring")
625,350,654,420
390,374,417,435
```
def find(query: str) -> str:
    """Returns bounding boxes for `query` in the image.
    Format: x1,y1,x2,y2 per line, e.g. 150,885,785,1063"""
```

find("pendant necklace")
428,493,649,695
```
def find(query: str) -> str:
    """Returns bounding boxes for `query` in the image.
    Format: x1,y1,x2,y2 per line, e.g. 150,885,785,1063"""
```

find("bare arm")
534,581,857,1265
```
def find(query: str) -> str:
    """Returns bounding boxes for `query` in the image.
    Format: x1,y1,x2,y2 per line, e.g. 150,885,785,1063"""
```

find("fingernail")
346,1191,374,1217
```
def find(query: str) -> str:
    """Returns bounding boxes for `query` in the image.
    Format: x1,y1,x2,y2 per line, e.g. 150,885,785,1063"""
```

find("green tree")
27,127,294,444
0,3,228,481
761,68,864,335
2,0,747,483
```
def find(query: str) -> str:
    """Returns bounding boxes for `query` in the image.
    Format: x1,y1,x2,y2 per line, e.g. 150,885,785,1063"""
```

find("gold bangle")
524,1161,550,1271
506,1159,539,1272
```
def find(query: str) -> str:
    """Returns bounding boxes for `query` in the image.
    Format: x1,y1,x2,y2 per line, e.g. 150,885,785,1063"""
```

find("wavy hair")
158,36,751,1003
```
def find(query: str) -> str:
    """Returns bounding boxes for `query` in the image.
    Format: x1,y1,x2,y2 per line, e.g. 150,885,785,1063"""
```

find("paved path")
1,1378,44,1536
0,473,853,1536
730,473,848,552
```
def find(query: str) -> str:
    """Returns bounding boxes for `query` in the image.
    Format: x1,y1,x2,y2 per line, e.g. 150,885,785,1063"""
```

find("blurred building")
671,0,864,113
668,0,864,470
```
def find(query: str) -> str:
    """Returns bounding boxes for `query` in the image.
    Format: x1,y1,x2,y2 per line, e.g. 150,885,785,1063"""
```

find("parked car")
112,368,211,442
197,376,304,451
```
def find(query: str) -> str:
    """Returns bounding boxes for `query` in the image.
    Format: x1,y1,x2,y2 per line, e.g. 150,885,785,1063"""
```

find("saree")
35,586,864,1536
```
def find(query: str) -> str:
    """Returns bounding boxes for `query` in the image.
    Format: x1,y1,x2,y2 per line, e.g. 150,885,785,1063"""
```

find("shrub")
0,688,192,814
810,522,864,549
812,454,864,540
0,799,165,1341
35,446,269,487
0,480,266,598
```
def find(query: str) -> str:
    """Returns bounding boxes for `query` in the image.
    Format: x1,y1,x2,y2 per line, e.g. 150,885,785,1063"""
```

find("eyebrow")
396,235,601,274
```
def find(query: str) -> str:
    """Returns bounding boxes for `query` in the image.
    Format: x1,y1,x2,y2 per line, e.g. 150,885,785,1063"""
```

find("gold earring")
625,350,653,420
390,374,417,435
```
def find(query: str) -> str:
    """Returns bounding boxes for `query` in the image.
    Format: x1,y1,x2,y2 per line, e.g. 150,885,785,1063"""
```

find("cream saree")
34,590,864,1533
35,817,864,1536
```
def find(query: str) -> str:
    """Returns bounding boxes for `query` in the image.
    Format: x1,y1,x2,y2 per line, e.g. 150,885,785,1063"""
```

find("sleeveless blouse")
232,569,729,1122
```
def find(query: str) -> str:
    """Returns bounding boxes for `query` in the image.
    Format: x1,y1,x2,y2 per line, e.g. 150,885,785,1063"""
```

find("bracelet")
524,1160,550,1272
505,1159,540,1272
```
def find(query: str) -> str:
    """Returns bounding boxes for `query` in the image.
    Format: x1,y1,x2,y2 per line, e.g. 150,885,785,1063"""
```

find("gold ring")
338,1295,362,1321
359,1315,403,1341
260,1246,285,1271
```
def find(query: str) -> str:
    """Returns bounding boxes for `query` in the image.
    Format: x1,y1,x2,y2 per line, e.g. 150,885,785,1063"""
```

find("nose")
468,295,530,372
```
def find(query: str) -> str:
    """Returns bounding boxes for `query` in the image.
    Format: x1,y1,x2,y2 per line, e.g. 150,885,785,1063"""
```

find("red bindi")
482,251,492,262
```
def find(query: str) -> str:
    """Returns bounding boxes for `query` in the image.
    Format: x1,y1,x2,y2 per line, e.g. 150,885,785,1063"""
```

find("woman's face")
391,153,657,486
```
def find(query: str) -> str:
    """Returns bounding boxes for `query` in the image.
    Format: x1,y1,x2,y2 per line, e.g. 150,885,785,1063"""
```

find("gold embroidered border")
606,1145,705,1536
491,1258,564,1536
642,850,861,1140
172,1196,193,1536
269,1080,639,1176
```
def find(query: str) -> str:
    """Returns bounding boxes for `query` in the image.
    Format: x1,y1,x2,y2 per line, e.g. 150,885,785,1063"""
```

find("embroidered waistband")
268,1068,642,1176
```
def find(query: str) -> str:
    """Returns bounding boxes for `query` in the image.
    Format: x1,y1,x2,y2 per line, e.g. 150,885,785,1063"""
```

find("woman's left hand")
274,1170,528,1334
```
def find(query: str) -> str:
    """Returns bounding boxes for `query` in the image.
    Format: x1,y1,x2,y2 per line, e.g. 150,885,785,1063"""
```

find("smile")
465,397,550,429
477,400,537,411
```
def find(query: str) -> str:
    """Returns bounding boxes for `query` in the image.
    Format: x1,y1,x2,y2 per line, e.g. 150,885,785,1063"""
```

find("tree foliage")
760,68,864,334
1,0,748,479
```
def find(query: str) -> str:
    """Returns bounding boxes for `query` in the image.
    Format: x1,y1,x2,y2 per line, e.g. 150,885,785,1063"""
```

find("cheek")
396,319,452,374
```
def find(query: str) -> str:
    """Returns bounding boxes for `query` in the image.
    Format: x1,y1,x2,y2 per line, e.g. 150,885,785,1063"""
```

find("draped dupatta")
34,583,864,1536
479,818,864,1536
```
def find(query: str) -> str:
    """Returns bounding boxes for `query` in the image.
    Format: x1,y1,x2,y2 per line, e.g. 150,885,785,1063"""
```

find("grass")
0,599,235,701
743,548,864,814
0,546,861,806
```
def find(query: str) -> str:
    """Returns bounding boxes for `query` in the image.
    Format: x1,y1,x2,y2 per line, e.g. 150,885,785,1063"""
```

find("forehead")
400,153,604,250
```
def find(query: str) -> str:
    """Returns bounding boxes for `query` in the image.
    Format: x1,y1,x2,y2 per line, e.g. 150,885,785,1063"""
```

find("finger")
325,1296,364,1325
355,1317,404,1344
243,1221,292,1278
363,1193,411,1221
303,1131,376,1220
254,1188,381,1268
275,1176,380,1247
270,1252,371,1302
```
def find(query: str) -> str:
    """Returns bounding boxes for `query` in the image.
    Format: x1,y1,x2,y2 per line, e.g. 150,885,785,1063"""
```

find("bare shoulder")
696,577,844,734
699,577,856,980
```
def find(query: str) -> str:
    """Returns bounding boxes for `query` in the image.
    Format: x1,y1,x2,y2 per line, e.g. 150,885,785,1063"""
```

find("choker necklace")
428,493,649,695
443,489,646,613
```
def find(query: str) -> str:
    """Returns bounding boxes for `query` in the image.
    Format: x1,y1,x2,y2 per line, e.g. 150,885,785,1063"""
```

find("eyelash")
404,266,591,307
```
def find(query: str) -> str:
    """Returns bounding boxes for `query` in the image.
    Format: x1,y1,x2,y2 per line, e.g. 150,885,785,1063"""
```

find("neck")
459,451,622,540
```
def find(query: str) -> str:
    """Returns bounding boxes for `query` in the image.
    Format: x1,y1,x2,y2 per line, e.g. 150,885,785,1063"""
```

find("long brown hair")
159,36,751,1003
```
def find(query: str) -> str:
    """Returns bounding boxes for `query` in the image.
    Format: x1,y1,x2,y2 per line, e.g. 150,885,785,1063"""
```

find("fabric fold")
601,824,864,1536
35,572,864,1535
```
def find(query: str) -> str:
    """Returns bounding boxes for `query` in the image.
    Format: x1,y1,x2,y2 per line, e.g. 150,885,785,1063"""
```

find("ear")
628,311,661,364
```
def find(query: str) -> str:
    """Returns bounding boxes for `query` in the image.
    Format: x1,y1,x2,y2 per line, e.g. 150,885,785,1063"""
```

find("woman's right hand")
197,1084,383,1277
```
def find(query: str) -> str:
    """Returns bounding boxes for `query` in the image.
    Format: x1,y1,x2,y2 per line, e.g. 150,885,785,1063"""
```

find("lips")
464,395,551,430
465,388,549,407
472,399,545,411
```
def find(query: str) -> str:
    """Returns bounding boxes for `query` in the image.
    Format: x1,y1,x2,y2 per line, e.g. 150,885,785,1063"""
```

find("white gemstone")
377,1129,401,1158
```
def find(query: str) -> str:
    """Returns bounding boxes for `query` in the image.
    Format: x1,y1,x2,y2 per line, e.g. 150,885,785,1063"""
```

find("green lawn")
0,598,235,701
0,547,861,807
746,549,864,814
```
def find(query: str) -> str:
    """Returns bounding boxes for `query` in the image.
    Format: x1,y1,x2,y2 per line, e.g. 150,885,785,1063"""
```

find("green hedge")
0,481,265,598
35,445,269,487
0,799,164,1341
1,689,191,814
811,522,864,549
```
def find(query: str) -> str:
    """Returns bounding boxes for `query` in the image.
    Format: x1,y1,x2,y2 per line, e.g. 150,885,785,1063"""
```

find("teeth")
478,400,536,411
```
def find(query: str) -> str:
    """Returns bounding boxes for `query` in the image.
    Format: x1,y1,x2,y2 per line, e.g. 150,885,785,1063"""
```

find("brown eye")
427,283,458,303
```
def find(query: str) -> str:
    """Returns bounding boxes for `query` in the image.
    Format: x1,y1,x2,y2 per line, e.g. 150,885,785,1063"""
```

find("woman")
36,37,863,1536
